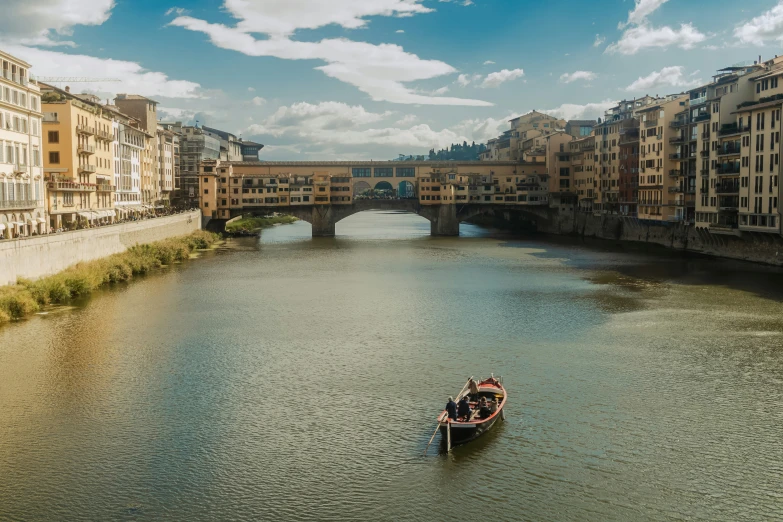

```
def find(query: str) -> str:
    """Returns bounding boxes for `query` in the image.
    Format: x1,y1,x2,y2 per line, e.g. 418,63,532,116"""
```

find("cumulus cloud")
165,7,189,16
606,23,707,54
540,100,616,121
7,44,202,99
246,101,468,149
735,1,783,45
480,68,525,88
1,0,115,46
593,34,606,47
560,71,597,83
483,60,496,65
395,114,418,126
620,0,669,28
170,2,491,106
396,29,405,33
251,96,266,106
625,66,701,91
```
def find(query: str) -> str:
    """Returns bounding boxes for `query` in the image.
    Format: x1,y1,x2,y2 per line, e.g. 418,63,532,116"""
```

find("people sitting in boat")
446,397,458,421
479,398,492,419
457,396,472,420
489,398,499,414
468,378,480,400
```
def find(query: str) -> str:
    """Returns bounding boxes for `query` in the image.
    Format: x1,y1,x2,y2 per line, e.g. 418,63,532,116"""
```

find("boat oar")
423,377,473,456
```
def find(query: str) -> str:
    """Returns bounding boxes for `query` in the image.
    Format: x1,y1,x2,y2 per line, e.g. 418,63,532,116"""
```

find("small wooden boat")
437,376,507,450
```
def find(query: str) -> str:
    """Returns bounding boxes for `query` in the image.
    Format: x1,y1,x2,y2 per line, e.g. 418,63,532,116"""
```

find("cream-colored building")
637,95,689,221
569,136,596,212
114,94,160,206
157,125,175,204
0,50,46,239
41,85,116,230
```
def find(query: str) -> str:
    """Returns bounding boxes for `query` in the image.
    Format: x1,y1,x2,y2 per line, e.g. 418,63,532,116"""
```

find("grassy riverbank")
225,215,297,234
0,230,220,326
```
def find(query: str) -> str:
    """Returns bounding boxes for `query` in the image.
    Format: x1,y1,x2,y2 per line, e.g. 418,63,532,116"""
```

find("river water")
1,211,782,521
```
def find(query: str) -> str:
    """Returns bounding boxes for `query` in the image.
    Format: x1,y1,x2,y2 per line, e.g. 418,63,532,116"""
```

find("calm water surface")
1,211,782,521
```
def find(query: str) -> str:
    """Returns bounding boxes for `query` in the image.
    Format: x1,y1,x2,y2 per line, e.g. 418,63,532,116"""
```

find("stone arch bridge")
229,200,554,237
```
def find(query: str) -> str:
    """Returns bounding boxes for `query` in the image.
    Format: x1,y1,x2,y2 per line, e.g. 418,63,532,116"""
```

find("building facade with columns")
0,49,46,239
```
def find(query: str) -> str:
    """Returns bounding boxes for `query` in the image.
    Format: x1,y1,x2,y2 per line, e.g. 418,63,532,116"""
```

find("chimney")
65,86,70,93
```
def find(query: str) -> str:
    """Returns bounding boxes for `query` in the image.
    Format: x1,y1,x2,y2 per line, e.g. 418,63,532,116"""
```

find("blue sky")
3,0,783,160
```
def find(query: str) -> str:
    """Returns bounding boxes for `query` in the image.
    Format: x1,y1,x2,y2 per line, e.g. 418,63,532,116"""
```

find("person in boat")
468,378,480,400
457,395,472,420
489,398,499,414
479,398,492,420
446,397,458,421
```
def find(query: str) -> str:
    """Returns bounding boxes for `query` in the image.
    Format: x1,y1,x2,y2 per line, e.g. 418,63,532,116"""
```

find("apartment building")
177,125,221,207
114,94,161,206
618,126,640,216
41,85,116,230
481,111,567,161
156,125,176,203
593,118,639,214
570,136,596,212
0,50,46,239
637,95,689,221
105,105,146,216
542,132,574,198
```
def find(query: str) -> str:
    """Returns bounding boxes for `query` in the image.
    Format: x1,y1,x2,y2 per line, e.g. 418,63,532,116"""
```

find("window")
352,167,371,177
374,167,393,177
204,189,209,194
396,167,415,177
47,130,59,143
48,151,60,164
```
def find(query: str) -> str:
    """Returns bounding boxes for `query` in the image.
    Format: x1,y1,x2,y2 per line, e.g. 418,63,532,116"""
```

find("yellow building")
40,85,116,229
569,136,596,212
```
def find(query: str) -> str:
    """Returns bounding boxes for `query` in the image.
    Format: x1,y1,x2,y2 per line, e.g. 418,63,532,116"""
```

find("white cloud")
560,71,597,83
396,29,405,33
246,101,468,149
540,100,616,121
157,107,205,121
170,6,492,106
593,34,606,47
480,68,525,88
395,114,418,125
735,1,783,45
606,23,707,54
620,0,669,28
247,87,255,92
456,74,473,86
251,96,266,106
433,86,450,95
7,44,202,99
483,60,495,65
625,66,701,91
1,0,115,46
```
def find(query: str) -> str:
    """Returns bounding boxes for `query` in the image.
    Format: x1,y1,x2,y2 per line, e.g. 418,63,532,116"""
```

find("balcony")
700,169,710,177
669,136,686,145
700,150,710,158
76,125,95,136
669,186,684,193
717,144,741,156
716,165,740,175
715,184,740,194
0,199,39,210
96,129,113,141
701,132,711,140
669,169,681,177
668,200,686,207
670,117,690,128
718,124,750,137
78,164,97,174
42,114,59,123
12,164,26,174
644,120,659,128
692,113,710,123
669,153,684,160
78,144,96,155
96,183,115,192
700,187,709,194
690,95,708,106
48,181,97,192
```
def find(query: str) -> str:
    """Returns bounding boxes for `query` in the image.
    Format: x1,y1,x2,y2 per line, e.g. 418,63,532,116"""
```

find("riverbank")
224,215,297,236
0,230,220,326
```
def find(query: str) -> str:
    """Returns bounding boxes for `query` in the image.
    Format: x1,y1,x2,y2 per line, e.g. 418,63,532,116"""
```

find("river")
1,211,782,521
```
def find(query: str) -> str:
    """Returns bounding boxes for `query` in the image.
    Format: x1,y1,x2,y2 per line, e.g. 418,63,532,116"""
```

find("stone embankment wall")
0,210,200,286
531,208,783,266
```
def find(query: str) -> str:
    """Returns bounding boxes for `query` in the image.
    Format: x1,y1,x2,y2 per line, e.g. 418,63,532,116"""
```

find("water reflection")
1,211,782,521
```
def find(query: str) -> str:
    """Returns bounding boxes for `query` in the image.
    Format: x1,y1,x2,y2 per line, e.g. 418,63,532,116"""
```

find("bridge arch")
373,180,394,192
353,181,371,196
398,180,415,199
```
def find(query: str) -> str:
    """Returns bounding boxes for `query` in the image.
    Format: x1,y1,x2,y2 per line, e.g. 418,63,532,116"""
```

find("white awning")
14,222,26,227
77,212,92,219
36,217,46,223
0,224,5,231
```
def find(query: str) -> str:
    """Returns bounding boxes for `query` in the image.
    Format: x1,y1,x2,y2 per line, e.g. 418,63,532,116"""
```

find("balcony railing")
42,114,59,123
700,187,709,194
671,117,690,128
716,165,741,175
715,184,740,194
669,169,681,177
669,153,684,160
668,200,686,207
48,181,97,192
76,125,95,135
96,184,115,192
701,169,710,177
644,120,659,128
700,150,710,158
718,124,750,137
12,164,26,174
0,199,39,210
96,129,113,141
78,164,97,174
78,145,96,155
670,136,685,144
693,113,710,123
701,132,711,140
717,144,741,156
669,186,684,193
690,95,708,106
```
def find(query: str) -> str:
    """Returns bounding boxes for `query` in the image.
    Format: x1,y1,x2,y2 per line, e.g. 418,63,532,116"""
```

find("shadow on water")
436,420,508,460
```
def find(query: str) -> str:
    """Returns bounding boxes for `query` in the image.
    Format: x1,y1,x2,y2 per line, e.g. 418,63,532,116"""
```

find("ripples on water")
1,211,782,521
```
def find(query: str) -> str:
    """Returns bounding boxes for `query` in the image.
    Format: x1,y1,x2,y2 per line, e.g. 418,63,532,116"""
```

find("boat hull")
439,405,504,447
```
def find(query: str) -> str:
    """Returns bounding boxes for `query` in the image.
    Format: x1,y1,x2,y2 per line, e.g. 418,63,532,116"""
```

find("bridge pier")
429,204,460,236
310,206,337,237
